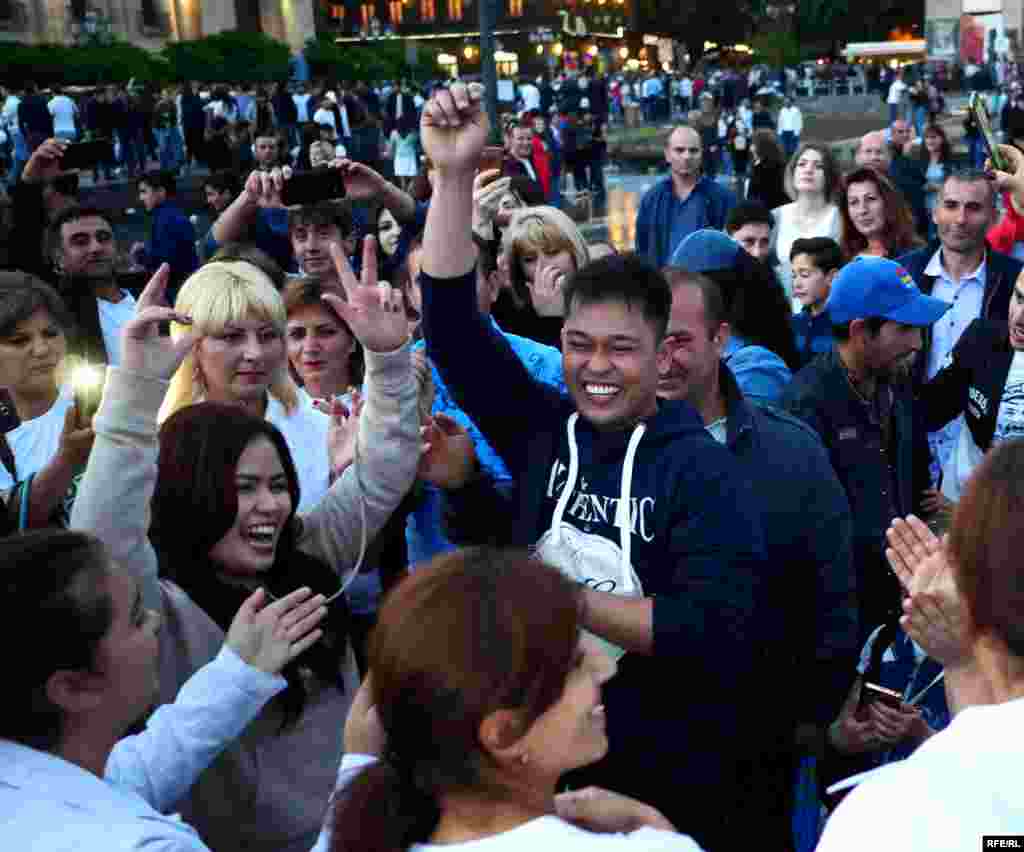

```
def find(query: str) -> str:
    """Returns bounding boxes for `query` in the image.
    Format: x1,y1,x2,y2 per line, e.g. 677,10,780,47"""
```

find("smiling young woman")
71,260,420,852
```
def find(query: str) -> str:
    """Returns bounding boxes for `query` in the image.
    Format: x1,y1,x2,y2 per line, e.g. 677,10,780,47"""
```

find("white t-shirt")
887,79,908,105
410,816,702,852
0,388,74,490
942,350,1024,501
97,292,136,368
265,390,330,513
48,95,78,135
772,203,841,298
817,697,1024,852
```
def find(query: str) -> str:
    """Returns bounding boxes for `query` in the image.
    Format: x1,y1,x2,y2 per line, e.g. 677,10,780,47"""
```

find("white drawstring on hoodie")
543,412,646,595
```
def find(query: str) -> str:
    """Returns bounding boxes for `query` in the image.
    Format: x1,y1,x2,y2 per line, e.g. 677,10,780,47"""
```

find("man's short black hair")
48,205,113,259
47,172,80,200
139,169,176,196
563,253,671,341
831,316,888,341
203,170,241,197
287,200,354,239
725,201,774,235
790,236,842,272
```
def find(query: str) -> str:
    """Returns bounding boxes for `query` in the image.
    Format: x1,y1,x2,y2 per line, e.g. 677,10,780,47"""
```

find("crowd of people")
2,65,1024,852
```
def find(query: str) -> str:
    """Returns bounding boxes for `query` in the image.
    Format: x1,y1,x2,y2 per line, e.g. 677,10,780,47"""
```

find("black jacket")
919,317,1015,451
782,348,932,638
897,242,1023,384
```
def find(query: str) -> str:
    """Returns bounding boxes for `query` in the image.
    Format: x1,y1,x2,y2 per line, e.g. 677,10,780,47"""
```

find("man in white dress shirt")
896,170,1024,482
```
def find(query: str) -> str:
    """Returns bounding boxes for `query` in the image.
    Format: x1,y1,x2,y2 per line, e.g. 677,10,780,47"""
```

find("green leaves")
160,32,292,83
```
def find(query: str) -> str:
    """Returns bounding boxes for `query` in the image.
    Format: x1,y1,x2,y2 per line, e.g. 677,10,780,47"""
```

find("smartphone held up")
281,169,347,207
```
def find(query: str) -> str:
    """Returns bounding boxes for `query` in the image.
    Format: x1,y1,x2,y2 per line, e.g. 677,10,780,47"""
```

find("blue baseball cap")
826,258,951,327
669,229,742,272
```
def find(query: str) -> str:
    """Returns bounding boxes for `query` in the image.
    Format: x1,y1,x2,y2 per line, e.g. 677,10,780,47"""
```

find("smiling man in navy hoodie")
418,81,777,851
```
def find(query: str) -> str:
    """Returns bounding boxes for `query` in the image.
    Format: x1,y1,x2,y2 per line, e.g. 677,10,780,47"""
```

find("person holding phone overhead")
206,159,424,282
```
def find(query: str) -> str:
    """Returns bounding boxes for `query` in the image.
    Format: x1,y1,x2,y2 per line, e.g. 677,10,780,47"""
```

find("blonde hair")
159,260,298,423
501,206,589,305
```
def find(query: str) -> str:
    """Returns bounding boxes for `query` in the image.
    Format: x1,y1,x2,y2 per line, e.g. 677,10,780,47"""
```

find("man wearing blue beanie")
781,257,951,640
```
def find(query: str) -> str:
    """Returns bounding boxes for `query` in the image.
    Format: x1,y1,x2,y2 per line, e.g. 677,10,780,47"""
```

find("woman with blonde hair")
160,258,328,511
492,206,590,347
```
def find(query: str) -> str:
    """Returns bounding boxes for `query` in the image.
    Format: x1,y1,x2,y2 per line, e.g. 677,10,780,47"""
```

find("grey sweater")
71,344,419,852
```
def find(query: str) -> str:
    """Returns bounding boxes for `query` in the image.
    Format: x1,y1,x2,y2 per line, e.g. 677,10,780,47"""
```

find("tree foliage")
161,31,292,83
0,41,170,87
304,36,440,83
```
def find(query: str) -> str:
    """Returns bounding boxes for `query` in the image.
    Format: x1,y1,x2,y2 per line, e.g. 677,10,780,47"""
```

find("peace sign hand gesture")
120,264,196,381
322,238,409,354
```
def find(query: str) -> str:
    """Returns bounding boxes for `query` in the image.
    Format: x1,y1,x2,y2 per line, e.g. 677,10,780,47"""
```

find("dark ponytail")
329,548,582,852
330,761,441,852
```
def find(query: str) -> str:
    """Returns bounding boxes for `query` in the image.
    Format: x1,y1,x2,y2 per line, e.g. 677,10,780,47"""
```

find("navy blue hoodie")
422,269,777,850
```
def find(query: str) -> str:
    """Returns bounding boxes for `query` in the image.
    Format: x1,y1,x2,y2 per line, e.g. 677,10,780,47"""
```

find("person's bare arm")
211,168,287,245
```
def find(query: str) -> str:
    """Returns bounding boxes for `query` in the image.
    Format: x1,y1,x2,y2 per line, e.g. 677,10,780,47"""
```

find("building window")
327,2,345,22
447,0,462,20
360,3,374,27
420,0,435,20
388,0,403,23
508,0,523,16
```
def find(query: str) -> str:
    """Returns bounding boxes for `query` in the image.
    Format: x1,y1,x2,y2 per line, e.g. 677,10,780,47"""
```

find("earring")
519,752,530,766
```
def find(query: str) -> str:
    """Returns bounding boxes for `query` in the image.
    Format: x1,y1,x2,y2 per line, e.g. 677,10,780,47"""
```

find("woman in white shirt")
159,258,337,511
0,273,92,527
321,549,703,852
770,142,841,306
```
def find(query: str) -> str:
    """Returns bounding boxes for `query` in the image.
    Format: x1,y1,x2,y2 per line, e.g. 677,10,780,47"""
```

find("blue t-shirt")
406,318,566,566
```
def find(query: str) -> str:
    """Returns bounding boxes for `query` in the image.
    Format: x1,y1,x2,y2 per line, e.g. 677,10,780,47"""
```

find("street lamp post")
479,0,500,141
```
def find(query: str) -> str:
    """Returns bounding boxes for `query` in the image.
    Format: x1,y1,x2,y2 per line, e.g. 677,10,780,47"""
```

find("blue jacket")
791,307,834,369
719,364,857,725
723,335,792,406
139,201,198,302
781,347,932,639
635,175,736,269
422,267,775,850
897,241,1023,384
406,319,566,566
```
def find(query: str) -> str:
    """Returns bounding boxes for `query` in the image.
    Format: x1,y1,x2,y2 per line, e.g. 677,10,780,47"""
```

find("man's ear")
478,708,529,767
45,668,105,717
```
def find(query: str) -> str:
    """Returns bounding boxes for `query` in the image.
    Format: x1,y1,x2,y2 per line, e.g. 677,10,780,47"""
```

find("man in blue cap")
781,257,951,640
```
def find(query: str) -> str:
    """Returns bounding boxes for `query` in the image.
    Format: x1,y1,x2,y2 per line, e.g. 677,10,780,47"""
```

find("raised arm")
296,238,419,581
211,168,287,246
70,265,196,613
107,587,325,811
418,82,561,478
